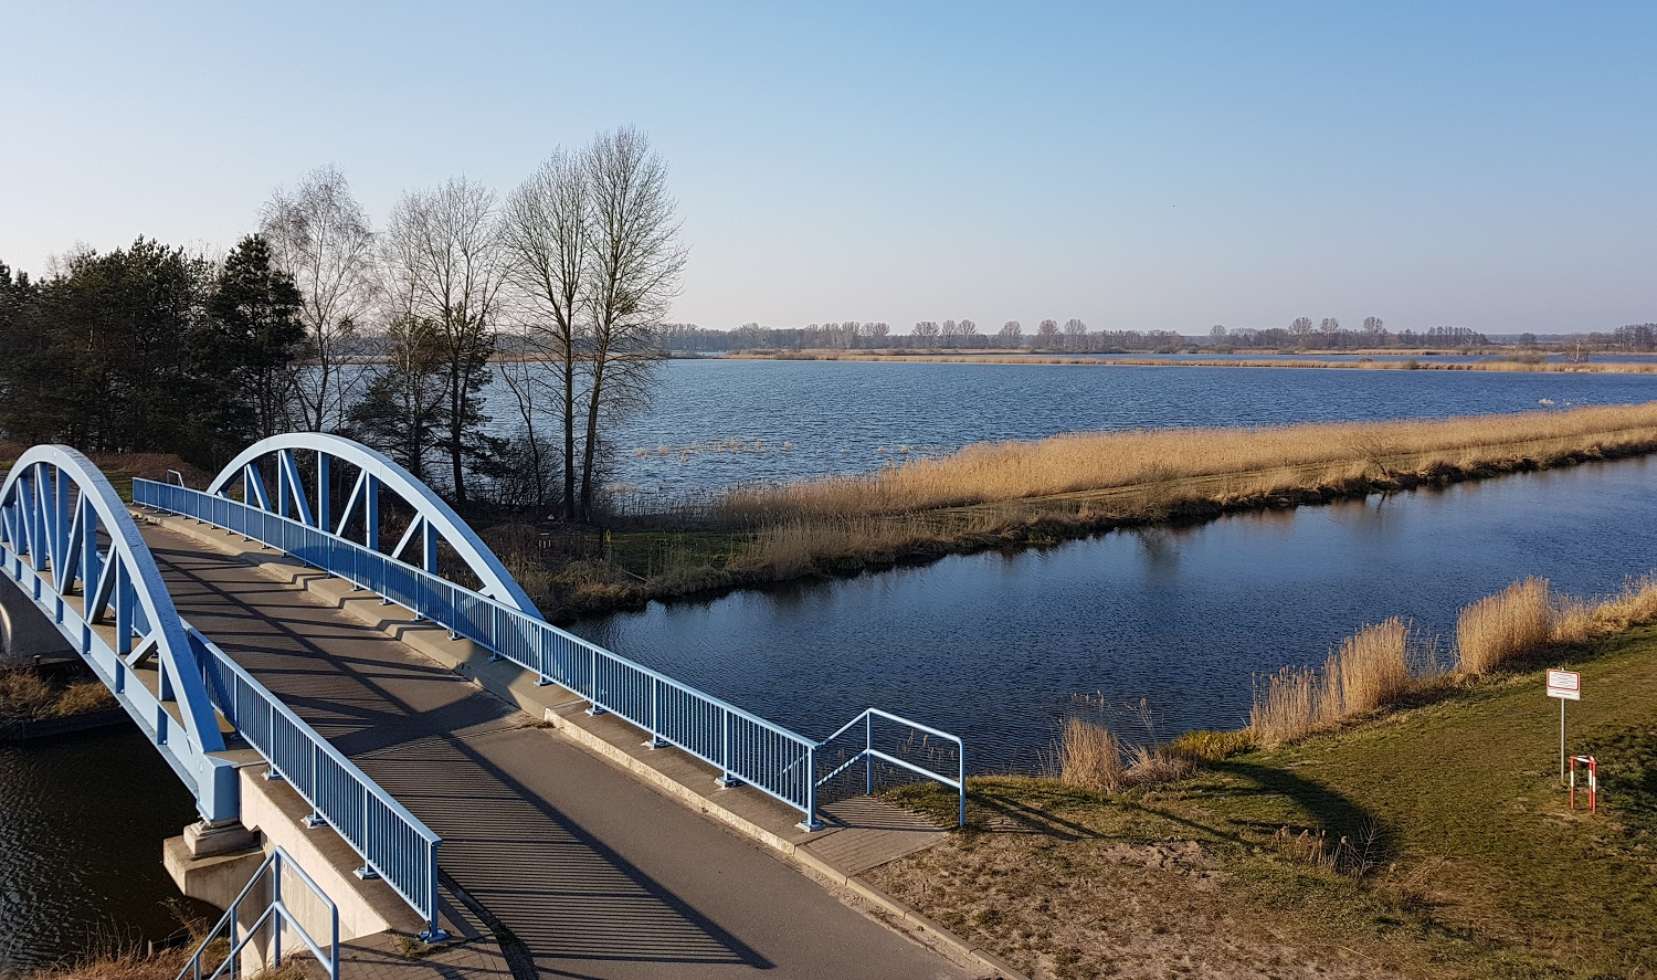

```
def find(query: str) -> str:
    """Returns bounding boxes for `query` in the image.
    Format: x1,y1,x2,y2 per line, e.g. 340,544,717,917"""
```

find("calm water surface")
481,360,1657,500
573,456,1657,770
0,728,204,969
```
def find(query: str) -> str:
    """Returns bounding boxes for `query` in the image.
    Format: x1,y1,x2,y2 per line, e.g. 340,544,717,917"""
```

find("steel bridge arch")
204,433,541,617
0,446,235,818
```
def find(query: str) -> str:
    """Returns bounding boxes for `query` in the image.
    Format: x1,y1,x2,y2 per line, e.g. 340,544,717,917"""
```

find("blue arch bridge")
0,434,971,979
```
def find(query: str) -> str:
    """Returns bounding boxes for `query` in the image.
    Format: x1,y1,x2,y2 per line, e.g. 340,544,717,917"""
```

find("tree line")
655,316,1486,353
0,128,683,521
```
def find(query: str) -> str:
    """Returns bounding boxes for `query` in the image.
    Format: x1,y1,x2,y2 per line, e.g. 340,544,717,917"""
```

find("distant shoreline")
715,348,1657,374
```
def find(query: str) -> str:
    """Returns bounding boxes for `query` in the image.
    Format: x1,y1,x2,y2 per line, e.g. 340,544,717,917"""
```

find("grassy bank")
536,403,1657,617
873,603,1657,979
0,443,206,503
725,348,1657,374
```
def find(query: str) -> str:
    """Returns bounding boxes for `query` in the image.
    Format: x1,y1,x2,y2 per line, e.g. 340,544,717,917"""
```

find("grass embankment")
543,404,1657,616
874,579,1657,979
0,443,205,503
726,348,1657,374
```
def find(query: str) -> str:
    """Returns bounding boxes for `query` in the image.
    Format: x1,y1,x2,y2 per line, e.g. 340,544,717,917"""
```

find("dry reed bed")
1249,574,1657,746
721,402,1657,522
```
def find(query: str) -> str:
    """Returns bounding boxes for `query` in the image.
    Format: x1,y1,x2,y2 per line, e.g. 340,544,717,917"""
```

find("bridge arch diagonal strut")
0,445,234,818
205,433,541,617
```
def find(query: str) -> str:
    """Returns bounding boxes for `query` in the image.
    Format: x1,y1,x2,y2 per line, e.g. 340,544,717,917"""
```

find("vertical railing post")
356,789,378,880
586,646,604,716
420,841,448,944
865,712,874,795
272,853,284,967
958,741,967,828
799,742,822,831
305,742,323,828
646,678,662,749
716,708,735,787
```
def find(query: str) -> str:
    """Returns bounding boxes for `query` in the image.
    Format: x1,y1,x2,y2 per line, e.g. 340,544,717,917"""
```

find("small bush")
1456,577,1554,674
1167,728,1256,762
1125,744,1196,785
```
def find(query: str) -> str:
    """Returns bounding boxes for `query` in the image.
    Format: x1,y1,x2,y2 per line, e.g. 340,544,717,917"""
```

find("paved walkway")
140,523,973,980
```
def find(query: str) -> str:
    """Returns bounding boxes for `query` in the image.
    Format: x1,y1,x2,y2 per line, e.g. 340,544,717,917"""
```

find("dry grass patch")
0,667,117,721
1053,717,1195,794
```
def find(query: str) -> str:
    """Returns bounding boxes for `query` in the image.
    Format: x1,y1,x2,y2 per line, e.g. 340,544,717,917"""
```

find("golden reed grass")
1253,575,1657,746
1251,618,1415,746
1056,717,1126,793
1053,717,1194,793
721,402,1657,522
1455,577,1554,674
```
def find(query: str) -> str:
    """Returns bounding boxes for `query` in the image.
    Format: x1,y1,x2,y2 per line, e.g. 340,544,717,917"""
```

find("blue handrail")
176,846,339,980
135,478,967,830
184,622,445,942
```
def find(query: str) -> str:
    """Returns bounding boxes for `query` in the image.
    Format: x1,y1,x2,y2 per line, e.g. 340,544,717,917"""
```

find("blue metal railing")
816,709,967,827
135,479,967,828
184,623,444,940
176,846,339,980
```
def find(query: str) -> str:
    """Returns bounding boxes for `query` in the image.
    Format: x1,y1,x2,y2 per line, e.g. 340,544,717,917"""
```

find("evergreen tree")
204,234,305,443
347,316,450,483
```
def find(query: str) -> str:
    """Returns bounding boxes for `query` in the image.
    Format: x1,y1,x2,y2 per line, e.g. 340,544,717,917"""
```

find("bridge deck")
138,521,968,979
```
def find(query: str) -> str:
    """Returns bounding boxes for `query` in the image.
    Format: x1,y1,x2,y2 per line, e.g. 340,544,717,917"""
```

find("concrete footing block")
182,818,258,858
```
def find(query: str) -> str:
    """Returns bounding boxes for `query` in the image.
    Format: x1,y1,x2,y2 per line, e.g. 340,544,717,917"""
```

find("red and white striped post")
1570,755,1597,814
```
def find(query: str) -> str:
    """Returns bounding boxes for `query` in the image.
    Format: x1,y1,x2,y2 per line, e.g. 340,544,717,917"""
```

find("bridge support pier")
182,817,258,859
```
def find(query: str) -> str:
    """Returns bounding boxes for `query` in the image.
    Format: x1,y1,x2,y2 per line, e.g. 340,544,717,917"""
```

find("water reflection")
573,456,1656,771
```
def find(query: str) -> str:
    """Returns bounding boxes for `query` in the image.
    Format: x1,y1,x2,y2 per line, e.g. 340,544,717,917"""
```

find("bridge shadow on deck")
151,540,773,975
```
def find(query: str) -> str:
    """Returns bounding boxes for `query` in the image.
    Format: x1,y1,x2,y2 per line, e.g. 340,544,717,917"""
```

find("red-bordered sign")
1547,669,1580,701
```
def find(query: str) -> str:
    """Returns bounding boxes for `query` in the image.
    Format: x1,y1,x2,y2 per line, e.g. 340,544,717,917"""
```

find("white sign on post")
1547,670,1581,701
1547,669,1581,782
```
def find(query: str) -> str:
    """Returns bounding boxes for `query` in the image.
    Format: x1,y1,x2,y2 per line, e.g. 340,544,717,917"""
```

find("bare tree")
1036,319,1060,348
958,319,979,346
261,165,377,431
1210,324,1228,339
998,320,1023,348
1290,316,1314,336
1363,316,1385,335
383,177,508,506
913,320,941,343
864,321,890,343
1320,317,1341,334
580,128,685,518
501,150,590,518
1063,318,1088,350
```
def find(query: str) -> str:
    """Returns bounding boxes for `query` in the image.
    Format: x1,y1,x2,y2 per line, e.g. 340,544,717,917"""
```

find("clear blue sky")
4,1,1653,334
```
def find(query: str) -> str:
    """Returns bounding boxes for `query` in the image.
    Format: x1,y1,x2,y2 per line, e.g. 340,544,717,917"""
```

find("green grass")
877,626,1657,978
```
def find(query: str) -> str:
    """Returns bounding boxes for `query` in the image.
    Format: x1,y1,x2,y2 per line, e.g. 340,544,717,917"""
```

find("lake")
480,359,1657,502
0,727,207,970
571,454,1657,771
